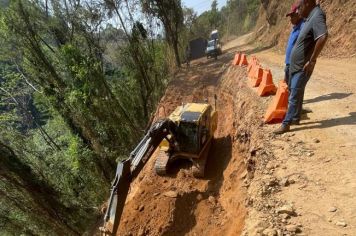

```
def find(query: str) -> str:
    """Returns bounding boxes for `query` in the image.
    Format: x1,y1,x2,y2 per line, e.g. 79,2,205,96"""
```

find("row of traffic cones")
232,53,248,66
246,55,277,97
232,52,289,124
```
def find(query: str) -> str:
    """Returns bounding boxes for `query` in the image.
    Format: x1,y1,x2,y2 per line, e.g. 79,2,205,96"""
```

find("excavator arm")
100,119,175,236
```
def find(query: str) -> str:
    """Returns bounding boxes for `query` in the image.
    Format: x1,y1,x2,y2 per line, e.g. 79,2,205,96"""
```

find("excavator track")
154,150,170,176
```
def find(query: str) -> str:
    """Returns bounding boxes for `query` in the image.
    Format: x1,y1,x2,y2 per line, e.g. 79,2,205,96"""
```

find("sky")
182,0,228,15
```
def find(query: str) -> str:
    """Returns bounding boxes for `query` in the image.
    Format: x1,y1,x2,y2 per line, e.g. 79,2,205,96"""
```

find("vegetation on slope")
0,0,261,234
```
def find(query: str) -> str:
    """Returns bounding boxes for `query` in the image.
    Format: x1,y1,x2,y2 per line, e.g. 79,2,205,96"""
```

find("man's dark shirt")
289,6,328,74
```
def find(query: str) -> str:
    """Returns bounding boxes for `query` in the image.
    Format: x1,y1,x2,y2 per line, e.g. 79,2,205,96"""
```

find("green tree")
0,0,173,234
1,0,142,178
209,0,220,28
142,0,184,67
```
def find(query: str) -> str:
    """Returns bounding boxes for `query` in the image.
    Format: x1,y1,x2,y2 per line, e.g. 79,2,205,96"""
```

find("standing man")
285,1,304,88
274,0,328,134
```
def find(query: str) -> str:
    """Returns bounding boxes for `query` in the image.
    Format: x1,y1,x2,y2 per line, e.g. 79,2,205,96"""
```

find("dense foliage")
188,0,261,40
0,0,261,235
0,0,178,234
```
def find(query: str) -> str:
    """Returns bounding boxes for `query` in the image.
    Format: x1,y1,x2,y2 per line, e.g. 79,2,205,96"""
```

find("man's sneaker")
273,124,290,135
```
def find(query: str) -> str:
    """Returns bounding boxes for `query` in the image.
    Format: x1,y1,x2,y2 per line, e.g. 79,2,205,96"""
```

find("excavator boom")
100,119,175,236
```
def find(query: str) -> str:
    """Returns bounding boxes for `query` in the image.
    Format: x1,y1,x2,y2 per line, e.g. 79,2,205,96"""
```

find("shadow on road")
304,92,353,104
293,112,356,132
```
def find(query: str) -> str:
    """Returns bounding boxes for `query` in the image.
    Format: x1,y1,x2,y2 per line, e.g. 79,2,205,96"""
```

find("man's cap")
286,2,300,17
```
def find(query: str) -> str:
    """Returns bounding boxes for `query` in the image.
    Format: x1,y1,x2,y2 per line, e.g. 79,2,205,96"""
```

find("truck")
205,39,222,59
206,30,222,59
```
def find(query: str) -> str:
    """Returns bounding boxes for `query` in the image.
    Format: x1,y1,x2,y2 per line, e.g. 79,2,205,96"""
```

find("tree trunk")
172,35,181,67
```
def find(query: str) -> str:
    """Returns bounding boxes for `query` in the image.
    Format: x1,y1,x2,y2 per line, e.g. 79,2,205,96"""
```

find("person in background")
285,1,304,88
274,0,328,134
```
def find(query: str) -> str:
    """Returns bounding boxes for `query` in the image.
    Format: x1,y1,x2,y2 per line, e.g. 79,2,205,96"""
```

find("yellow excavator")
100,102,218,236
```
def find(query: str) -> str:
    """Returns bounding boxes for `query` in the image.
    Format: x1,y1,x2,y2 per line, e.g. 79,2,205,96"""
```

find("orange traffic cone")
239,54,248,66
247,64,254,78
232,53,241,66
264,80,289,123
248,66,264,87
247,58,254,72
247,56,259,73
257,69,277,96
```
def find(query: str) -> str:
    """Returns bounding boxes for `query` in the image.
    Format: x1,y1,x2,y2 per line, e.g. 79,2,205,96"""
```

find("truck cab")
205,39,222,59
206,30,222,59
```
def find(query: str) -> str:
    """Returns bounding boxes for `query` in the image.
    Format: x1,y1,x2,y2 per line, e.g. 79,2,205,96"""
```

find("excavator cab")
176,121,199,153
155,103,218,177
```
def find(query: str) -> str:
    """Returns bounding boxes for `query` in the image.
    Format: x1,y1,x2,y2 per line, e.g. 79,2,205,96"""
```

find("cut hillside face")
255,0,356,58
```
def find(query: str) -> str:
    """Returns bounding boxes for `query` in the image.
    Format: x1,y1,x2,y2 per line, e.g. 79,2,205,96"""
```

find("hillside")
1,0,355,235
107,1,356,235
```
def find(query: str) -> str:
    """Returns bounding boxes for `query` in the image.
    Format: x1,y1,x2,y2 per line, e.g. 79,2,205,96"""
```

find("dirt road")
225,34,356,235
257,49,356,236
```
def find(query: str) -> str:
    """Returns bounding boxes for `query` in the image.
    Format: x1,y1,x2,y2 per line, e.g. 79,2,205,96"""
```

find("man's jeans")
284,64,291,89
282,71,310,125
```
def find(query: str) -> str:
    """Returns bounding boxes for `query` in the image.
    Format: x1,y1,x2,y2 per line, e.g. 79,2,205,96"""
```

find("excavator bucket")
100,119,173,236
100,161,131,236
